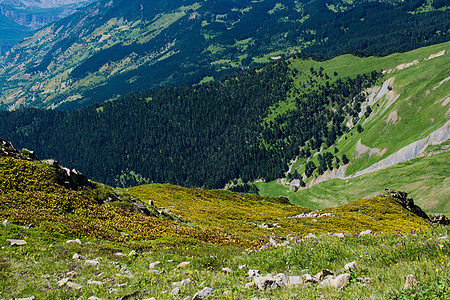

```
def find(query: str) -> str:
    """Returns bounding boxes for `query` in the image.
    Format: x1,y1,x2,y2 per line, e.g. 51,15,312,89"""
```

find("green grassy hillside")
0,153,448,299
257,41,450,213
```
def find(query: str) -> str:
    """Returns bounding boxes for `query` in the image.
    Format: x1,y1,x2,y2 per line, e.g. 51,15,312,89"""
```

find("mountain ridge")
0,0,448,110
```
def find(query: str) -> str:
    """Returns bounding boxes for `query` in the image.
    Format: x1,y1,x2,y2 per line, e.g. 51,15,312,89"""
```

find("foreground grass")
0,222,448,299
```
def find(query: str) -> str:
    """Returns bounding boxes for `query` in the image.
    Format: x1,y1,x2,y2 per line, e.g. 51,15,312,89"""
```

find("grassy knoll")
258,151,450,215
0,152,447,299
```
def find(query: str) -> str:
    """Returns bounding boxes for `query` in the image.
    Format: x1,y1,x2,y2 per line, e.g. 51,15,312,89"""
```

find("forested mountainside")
0,0,448,110
0,0,96,55
1,41,448,190
0,59,380,188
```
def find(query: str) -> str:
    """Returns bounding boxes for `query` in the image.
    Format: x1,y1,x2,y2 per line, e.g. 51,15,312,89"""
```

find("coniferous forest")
0,59,380,188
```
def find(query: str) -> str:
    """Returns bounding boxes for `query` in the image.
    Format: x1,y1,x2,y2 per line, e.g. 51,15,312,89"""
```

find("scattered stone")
143,298,156,300
223,290,231,296
287,276,302,286
85,260,100,267
429,214,450,225
15,297,35,300
344,261,357,271
2,219,9,225
128,250,137,257
193,287,213,299
238,264,247,270
66,239,82,245
333,233,345,238
248,269,261,280
222,267,233,274
254,274,277,290
109,288,118,293
359,230,373,236
72,253,87,260
6,239,27,246
167,259,174,263
301,274,318,284
304,233,317,239
113,252,124,256
315,269,334,280
275,273,288,287
245,282,255,289
87,280,104,286
319,273,351,289
172,278,191,287
170,287,180,296
269,237,277,246
149,261,161,269
66,271,77,277
21,224,34,229
88,297,103,300
403,274,418,289
66,281,82,289
57,277,70,286
177,261,190,268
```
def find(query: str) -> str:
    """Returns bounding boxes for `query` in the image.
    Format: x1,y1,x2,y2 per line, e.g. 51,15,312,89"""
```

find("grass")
0,221,447,299
258,151,450,215
0,154,447,299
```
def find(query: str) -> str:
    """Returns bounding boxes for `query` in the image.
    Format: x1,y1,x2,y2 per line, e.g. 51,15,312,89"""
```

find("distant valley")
0,0,96,55
0,0,448,110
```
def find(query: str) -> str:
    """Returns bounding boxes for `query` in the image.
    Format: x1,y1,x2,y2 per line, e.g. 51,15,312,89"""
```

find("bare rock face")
0,138,37,160
385,189,429,221
43,159,93,190
429,214,450,225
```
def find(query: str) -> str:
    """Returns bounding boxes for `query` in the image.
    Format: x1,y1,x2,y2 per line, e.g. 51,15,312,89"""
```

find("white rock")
269,237,277,246
128,250,137,256
57,277,70,286
222,267,232,274
2,219,9,225
248,269,261,280
238,264,247,270
15,297,35,300
66,239,82,245
288,276,303,286
193,287,213,299
344,261,357,271
301,274,318,284
171,287,180,295
254,274,275,290
275,273,288,287
87,297,103,300
87,280,104,286
6,239,27,246
66,281,82,289
172,278,191,287
320,273,351,289
359,229,373,236
404,274,418,289
85,260,100,266
333,233,345,238
304,233,317,239
223,290,231,295
72,253,87,260
149,261,160,269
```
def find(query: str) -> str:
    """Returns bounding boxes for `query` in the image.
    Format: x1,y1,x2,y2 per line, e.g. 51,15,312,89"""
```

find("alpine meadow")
0,0,449,299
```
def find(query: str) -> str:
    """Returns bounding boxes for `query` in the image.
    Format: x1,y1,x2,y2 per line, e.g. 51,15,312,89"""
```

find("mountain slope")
1,141,447,299
0,42,448,198
257,41,450,213
0,0,96,55
0,0,448,110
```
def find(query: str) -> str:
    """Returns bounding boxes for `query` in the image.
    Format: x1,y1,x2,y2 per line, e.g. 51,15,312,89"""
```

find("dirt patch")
385,110,400,125
432,76,450,90
424,50,446,60
355,139,385,158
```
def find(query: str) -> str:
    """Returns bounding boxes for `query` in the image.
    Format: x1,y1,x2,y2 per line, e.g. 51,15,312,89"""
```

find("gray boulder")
193,287,213,299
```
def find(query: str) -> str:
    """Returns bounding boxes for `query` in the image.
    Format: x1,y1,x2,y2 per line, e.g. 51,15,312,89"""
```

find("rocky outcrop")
385,189,430,221
43,159,93,190
0,138,37,160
